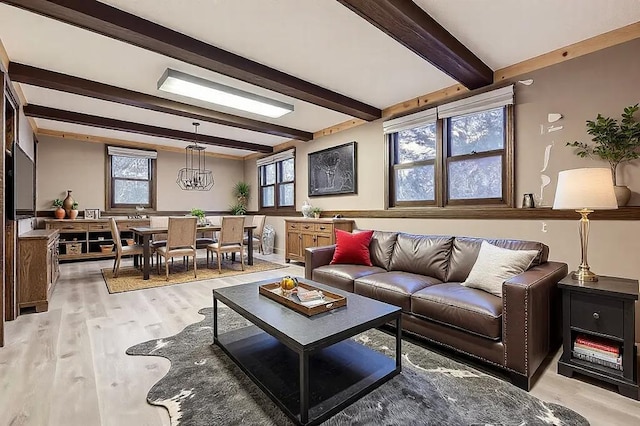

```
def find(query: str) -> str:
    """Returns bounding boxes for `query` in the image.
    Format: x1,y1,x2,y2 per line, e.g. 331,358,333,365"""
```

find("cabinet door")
286,231,301,260
316,234,332,247
301,233,316,254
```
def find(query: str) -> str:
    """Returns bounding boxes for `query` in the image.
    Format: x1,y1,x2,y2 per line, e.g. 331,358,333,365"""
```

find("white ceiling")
1,1,638,157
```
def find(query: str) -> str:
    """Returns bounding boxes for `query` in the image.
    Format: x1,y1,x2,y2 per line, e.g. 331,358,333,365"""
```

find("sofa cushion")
354,271,441,312
369,230,399,270
331,229,374,266
388,234,453,282
447,237,549,283
462,241,539,297
312,264,385,293
411,283,503,340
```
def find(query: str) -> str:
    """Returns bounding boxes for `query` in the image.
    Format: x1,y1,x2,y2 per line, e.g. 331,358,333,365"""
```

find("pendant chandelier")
176,122,214,191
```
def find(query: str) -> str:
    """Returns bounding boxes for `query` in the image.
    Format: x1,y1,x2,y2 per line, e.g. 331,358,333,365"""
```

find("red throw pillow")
330,229,374,266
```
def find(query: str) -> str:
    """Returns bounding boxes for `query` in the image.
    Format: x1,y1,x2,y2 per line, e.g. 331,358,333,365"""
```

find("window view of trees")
391,123,437,205
389,106,509,207
111,156,152,206
259,155,295,210
447,107,505,201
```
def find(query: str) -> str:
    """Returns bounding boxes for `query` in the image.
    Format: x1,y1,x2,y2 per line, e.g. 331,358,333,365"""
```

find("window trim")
386,98,514,209
257,149,296,212
444,106,511,206
105,146,157,212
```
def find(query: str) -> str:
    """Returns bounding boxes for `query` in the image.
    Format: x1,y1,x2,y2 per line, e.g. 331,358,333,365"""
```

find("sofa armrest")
304,245,336,280
503,261,568,380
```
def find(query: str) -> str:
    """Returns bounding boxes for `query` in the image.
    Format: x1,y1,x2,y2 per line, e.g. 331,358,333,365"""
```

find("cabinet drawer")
314,223,333,234
570,293,624,337
89,222,110,231
287,222,299,231
50,222,88,231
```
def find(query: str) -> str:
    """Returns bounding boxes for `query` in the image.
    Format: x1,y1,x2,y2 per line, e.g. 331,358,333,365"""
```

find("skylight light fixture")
158,69,294,118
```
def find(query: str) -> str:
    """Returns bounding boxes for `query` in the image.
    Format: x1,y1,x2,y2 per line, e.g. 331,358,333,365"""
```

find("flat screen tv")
14,145,36,218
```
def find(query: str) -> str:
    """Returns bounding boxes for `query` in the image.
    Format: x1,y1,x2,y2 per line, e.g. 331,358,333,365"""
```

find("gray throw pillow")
462,241,538,297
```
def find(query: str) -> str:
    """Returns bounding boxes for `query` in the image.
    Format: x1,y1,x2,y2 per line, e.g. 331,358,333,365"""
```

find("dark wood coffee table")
213,278,402,426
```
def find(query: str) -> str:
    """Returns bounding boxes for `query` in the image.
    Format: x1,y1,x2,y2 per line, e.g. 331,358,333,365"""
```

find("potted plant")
69,202,79,220
190,208,206,225
566,104,640,206
229,203,247,216
233,182,250,209
311,207,322,219
52,199,65,219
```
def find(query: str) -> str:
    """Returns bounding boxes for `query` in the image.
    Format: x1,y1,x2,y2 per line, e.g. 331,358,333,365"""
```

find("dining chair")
206,216,245,273
244,215,266,254
195,215,216,249
150,216,169,267
109,217,144,278
156,216,198,281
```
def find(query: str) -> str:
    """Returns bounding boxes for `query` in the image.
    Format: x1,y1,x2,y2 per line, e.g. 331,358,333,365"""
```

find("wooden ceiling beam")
23,105,273,153
2,0,381,121
9,62,313,141
37,128,245,161
337,0,493,89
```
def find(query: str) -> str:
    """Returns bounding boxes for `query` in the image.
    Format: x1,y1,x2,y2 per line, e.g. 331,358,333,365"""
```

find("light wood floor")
1,253,638,426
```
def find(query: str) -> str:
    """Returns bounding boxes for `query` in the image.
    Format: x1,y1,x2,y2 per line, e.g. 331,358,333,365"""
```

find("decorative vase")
54,207,65,219
68,209,79,220
63,190,74,216
314,213,320,219
301,200,313,218
613,185,631,206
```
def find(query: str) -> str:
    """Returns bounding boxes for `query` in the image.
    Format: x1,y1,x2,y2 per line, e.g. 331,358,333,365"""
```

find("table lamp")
553,168,618,282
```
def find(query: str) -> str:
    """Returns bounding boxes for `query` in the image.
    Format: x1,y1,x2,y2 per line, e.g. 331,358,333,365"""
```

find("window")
258,149,295,210
386,86,514,208
106,146,157,210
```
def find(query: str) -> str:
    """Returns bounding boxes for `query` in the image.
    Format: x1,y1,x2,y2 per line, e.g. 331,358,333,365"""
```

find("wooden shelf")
46,218,149,262
59,252,115,260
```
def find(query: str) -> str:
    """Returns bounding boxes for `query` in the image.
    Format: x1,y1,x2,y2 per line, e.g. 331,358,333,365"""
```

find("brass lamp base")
571,266,598,282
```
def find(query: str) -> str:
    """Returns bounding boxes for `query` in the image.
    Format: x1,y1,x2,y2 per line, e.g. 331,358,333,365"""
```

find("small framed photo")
84,209,100,219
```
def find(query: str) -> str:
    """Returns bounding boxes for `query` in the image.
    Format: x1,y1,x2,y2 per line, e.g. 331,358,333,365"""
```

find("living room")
1,1,639,425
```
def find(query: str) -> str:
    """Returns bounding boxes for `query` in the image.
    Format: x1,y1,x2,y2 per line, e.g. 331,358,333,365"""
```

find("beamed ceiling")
1,0,639,158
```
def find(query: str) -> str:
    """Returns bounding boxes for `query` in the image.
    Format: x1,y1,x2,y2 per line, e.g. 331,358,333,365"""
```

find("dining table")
131,224,256,280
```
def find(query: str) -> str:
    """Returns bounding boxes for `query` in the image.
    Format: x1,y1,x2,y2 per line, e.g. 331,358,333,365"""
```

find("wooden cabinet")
18,229,60,313
558,275,638,399
45,218,150,261
285,219,354,263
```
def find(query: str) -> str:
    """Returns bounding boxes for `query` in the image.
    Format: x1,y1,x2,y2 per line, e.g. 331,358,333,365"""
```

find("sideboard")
44,218,150,262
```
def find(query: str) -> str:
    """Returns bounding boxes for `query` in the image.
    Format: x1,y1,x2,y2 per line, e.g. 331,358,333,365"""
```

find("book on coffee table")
258,280,346,316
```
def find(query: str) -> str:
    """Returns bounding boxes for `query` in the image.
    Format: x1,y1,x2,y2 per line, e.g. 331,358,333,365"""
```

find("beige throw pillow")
462,241,539,297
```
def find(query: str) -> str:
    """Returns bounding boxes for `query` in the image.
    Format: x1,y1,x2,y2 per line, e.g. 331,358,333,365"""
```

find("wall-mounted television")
14,145,36,218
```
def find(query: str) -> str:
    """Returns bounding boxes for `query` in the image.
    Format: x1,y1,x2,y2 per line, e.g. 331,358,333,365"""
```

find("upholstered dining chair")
156,216,198,281
244,215,266,254
150,216,169,267
206,216,245,273
109,217,144,278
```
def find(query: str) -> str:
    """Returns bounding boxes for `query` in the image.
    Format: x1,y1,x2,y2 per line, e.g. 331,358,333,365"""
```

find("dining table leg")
247,228,254,265
142,234,151,280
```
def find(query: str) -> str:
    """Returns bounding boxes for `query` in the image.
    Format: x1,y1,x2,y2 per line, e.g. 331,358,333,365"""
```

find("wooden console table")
285,218,354,263
45,218,150,261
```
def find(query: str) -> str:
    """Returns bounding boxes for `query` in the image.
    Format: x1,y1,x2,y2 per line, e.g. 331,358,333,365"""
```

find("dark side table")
558,275,638,399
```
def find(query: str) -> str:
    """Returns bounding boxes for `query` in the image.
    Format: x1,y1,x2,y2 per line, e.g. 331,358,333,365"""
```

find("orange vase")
54,207,65,219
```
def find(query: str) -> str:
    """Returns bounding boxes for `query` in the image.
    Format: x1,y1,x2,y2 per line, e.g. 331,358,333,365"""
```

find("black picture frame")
308,141,357,197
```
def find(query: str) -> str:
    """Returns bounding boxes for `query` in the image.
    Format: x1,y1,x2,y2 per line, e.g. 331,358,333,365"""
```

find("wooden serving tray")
259,281,347,316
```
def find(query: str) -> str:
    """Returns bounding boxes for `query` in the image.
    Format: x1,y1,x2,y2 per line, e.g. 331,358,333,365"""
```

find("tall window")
258,149,295,210
387,86,514,208
106,146,157,210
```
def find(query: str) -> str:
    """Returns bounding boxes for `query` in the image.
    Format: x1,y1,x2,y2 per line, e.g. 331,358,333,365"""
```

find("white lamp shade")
553,168,618,210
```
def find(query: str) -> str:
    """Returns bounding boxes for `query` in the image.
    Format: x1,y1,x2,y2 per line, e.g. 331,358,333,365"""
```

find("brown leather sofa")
305,231,568,390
